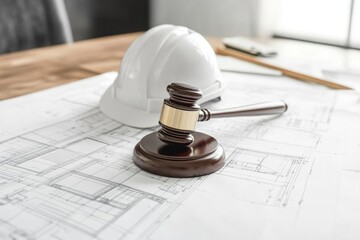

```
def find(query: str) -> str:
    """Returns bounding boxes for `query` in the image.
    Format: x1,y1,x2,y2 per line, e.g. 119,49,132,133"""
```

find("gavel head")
157,83,202,145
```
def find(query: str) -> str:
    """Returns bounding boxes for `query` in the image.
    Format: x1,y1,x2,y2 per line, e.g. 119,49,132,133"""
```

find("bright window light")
275,0,352,46
350,0,360,47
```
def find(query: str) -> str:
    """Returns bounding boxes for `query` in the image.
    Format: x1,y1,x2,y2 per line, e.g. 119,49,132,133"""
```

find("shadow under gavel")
134,83,287,178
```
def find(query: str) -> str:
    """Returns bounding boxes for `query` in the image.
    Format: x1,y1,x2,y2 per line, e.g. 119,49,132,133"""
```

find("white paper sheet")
217,55,282,76
0,71,359,240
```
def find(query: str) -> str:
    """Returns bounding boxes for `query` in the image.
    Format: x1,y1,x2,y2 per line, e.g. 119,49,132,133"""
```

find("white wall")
150,0,262,37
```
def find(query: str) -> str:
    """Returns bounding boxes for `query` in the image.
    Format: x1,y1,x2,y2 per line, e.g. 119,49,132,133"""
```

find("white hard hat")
99,24,225,128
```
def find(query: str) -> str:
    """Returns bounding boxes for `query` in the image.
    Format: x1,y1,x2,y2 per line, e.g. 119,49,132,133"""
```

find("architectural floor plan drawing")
1,71,360,240
216,148,306,207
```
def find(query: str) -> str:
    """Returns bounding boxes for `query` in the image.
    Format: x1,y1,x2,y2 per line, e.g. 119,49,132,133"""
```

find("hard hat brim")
99,87,160,128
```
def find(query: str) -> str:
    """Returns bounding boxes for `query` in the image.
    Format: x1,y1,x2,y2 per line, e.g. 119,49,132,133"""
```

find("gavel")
133,83,287,178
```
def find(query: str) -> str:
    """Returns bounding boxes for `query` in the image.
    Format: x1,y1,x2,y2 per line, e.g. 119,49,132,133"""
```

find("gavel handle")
198,100,288,121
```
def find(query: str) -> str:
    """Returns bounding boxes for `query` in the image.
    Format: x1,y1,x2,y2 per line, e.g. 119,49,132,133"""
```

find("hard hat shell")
99,24,225,128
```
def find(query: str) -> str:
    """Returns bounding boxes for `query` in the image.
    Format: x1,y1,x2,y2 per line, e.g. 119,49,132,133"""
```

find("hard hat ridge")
99,24,225,128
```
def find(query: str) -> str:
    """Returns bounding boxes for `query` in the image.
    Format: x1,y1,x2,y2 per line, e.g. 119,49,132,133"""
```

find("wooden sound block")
133,131,225,177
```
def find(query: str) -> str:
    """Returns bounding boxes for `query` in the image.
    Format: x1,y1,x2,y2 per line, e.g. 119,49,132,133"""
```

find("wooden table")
0,33,142,100
1,32,360,100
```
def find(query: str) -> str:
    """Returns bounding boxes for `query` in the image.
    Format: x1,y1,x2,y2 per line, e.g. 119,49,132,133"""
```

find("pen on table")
216,46,353,90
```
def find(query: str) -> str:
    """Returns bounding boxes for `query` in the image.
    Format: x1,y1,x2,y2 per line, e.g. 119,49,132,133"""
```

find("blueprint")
0,71,360,240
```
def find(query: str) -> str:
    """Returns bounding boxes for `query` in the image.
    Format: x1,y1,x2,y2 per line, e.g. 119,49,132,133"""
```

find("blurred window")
350,0,360,48
274,0,359,48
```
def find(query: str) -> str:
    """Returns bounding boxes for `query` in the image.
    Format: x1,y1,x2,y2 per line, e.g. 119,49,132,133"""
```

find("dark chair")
0,0,73,54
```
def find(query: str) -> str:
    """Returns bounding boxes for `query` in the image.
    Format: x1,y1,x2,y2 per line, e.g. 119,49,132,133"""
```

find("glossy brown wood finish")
135,83,225,177
157,83,202,145
133,132,225,177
